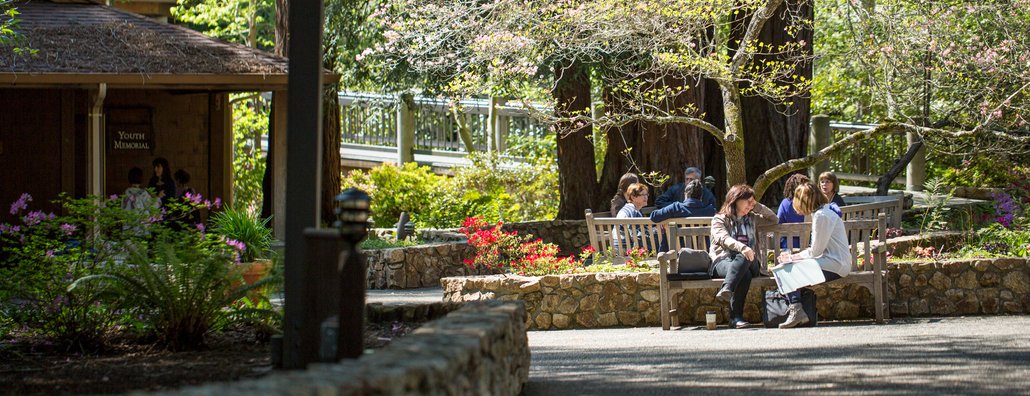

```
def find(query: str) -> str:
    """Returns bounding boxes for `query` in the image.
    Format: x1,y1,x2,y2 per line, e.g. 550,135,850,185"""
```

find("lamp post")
334,187,370,359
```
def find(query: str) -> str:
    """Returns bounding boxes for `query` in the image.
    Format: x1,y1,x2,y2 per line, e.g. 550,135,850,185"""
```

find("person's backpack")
122,188,153,212
762,289,818,328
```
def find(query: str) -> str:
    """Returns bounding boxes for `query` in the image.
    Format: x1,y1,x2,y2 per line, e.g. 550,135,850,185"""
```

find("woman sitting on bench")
709,184,778,329
774,182,852,329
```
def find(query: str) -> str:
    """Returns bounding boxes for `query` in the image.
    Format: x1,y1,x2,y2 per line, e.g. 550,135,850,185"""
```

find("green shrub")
209,205,272,262
361,237,424,250
431,151,558,227
231,96,269,213
70,229,274,350
0,193,154,351
342,162,439,227
958,223,1030,258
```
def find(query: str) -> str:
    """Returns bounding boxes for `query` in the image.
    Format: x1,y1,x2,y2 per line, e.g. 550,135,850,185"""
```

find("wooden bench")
584,209,711,264
840,195,904,229
656,213,889,330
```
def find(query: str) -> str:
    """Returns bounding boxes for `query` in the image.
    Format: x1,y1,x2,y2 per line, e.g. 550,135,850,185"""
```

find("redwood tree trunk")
321,83,342,225
598,73,707,209
554,62,599,220
732,1,813,205
275,0,288,57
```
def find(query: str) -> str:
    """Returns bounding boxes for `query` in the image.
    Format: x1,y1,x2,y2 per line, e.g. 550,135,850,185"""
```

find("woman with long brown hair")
708,184,778,328
773,182,852,328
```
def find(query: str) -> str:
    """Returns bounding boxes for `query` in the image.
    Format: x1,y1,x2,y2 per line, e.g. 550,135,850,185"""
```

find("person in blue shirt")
778,173,841,249
655,167,717,209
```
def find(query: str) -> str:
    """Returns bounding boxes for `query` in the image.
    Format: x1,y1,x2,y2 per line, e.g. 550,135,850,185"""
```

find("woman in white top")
775,182,852,328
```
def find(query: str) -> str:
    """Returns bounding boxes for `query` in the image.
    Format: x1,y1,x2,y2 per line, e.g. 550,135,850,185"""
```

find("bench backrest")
667,214,887,273
840,196,903,229
584,209,711,261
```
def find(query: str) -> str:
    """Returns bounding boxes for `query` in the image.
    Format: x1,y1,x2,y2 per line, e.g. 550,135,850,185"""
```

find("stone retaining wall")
888,258,1030,316
365,242,501,289
365,220,589,289
153,301,529,396
502,219,589,256
443,257,1030,330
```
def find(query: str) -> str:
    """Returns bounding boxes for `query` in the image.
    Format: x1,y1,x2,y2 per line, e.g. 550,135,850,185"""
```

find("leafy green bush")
937,156,1018,189
231,96,268,213
958,223,1030,258
70,229,274,350
439,152,558,226
342,162,439,227
0,193,155,350
209,205,272,262
361,237,424,250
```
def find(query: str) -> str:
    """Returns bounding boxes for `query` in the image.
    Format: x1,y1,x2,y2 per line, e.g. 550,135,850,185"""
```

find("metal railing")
338,92,550,153
826,121,907,185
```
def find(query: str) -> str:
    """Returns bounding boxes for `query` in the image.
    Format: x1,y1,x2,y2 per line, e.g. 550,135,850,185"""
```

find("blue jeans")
786,270,842,304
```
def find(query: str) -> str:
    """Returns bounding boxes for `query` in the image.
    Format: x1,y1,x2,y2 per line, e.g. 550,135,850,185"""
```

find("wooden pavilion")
0,0,308,234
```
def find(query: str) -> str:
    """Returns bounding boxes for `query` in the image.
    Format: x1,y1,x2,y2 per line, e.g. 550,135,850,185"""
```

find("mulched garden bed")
0,321,423,395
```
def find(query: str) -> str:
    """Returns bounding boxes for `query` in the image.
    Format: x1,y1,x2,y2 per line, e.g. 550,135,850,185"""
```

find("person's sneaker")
730,318,749,329
715,287,732,303
778,303,810,329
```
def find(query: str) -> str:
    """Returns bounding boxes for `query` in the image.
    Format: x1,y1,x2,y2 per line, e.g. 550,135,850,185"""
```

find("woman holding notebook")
773,182,852,329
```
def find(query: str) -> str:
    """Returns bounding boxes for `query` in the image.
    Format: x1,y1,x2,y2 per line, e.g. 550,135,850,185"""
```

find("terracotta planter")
242,258,272,285
238,258,272,304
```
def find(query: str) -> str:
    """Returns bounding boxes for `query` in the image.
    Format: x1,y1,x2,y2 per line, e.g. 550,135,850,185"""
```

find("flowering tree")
367,0,1030,205
758,0,1030,196
366,0,814,207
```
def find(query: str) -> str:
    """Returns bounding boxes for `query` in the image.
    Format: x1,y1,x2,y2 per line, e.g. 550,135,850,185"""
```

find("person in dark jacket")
147,157,177,206
818,171,848,208
649,180,716,223
655,167,717,209
650,180,716,252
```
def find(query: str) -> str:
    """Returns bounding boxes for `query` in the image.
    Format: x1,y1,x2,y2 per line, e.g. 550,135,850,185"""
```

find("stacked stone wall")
443,258,1030,330
154,301,529,396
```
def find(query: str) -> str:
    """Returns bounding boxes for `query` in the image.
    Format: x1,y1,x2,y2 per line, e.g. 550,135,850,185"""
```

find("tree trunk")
732,0,813,205
274,0,288,57
597,73,708,210
554,62,599,220
321,83,342,225
703,77,728,203
719,81,748,188
877,141,922,195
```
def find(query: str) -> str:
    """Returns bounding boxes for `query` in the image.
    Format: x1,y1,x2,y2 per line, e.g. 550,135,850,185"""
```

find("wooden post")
397,93,415,164
271,91,288,239
282,0,325,370
487,96,504,152
302,229,344,364
905,132,926,191
809,114,831,179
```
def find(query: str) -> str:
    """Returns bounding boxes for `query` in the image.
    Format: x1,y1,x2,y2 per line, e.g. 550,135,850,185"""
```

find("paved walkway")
526,316,1030,395
366,287,444,305
839,185,987,209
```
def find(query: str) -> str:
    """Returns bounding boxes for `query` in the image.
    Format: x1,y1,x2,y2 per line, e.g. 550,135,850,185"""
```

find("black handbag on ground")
762,289,818,328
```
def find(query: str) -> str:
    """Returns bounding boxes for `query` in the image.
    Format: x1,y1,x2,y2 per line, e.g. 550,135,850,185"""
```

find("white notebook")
772,259,826,294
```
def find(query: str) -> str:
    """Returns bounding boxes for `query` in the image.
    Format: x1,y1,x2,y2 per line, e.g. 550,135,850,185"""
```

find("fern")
70,231,276,350
921,176,954,233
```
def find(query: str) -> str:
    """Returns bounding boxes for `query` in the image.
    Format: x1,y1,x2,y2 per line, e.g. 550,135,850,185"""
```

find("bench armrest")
657,251,674,277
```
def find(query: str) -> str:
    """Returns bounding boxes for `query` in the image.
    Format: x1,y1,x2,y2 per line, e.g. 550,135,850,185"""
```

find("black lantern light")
334,187,371,242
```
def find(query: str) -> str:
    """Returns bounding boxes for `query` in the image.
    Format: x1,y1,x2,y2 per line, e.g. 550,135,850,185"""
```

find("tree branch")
752,121,1030,199
729,0,786,73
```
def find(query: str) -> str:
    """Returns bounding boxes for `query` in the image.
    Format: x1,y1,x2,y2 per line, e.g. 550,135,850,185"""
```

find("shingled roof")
0,1,297,89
